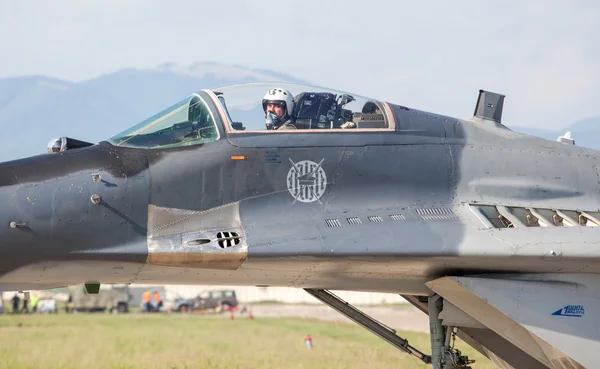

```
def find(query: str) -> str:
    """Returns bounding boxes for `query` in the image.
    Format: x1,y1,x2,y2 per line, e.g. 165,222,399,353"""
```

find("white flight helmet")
262,87,294,117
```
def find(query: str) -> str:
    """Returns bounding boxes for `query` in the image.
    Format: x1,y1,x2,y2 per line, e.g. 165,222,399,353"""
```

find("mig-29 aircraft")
0,81,598,369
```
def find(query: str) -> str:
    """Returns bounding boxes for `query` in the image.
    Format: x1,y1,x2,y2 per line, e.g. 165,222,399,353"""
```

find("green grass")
0,313,496,369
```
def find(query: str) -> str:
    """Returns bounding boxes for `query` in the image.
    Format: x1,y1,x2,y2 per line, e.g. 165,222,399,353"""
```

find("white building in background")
2,285,408,306
132,284,408,305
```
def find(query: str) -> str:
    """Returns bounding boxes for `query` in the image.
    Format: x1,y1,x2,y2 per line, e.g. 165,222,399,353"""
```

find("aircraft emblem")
287,158,327,204
552,305,585,317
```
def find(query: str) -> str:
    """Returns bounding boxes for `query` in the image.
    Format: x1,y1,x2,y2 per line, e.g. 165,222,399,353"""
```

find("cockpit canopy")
212,82,391,132
107,82,393,149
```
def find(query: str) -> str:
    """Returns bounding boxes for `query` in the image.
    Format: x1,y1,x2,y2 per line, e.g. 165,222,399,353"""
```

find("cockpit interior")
212,82,392,132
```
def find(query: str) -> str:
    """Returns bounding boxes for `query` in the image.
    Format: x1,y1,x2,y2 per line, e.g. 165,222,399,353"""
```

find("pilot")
262,88,296,130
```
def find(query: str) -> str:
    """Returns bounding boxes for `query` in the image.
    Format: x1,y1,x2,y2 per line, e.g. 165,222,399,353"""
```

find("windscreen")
107,94,219,149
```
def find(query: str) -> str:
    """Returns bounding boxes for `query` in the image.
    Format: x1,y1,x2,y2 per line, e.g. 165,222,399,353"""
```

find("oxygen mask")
265,111,281,130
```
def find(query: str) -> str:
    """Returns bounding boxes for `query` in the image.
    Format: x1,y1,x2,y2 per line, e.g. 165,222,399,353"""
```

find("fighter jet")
0,80,597,368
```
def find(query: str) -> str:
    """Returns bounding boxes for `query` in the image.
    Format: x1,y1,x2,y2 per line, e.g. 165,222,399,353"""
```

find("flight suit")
277,120,297,130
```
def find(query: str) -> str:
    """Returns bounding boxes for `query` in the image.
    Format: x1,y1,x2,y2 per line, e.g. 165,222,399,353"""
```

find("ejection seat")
291,92,338,129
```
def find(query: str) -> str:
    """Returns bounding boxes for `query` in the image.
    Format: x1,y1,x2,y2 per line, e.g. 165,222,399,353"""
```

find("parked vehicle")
37,298,58,313
70,285,130,313
172,290,238,313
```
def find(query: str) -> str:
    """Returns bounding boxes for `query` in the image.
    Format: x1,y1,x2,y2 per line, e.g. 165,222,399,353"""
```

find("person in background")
11,294,20,314
20,297,29,314
305,334,313,349
66,294,73,313
142,290,152,312
154,291,162,312
30,294,39,313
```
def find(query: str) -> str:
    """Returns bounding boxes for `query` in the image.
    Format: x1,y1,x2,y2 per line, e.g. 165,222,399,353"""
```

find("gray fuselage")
1,97,599,295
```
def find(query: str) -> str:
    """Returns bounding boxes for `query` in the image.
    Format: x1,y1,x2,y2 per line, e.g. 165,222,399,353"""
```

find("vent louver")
347,217,362,225
416,208,457,221
368,216,383,223
216,231,241,248
326,219,341,227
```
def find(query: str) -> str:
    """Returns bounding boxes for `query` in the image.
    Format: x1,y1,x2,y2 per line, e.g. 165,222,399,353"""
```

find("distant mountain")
0,62,307,161
511,116,600,150
0,62,599,162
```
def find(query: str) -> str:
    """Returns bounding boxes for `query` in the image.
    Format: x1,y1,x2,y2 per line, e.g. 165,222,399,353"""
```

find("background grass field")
0,313,496,369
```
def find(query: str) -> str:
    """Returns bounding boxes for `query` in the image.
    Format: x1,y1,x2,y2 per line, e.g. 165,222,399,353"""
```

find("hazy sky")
1,1,599,129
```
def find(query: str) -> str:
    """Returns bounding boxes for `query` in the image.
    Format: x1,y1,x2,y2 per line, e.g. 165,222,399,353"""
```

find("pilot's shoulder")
278,123,297,130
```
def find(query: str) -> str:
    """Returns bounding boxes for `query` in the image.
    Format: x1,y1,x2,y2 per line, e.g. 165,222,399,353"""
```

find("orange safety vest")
142,291,151,303
154,292,161,302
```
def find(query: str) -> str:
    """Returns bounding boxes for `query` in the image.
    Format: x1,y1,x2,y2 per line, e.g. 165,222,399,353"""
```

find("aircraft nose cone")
0,177,46,279
0,145,151,286
0,155,106,278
